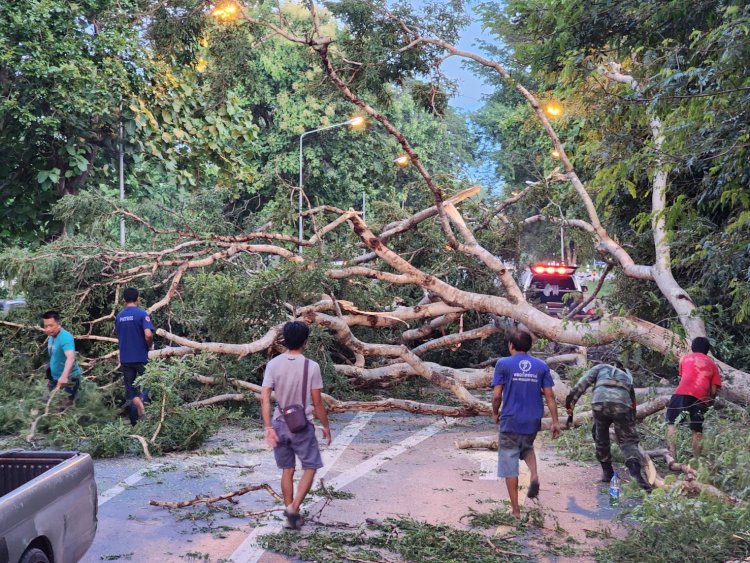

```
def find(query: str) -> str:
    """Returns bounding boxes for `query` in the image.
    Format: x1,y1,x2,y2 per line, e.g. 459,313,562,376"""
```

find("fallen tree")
1,2,749,464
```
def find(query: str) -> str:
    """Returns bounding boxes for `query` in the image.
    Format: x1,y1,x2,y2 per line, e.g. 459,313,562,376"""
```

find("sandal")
283,508,302,530
527,480,540,499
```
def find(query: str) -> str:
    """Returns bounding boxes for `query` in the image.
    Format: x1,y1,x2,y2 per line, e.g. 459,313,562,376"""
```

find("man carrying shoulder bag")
261,321,332,530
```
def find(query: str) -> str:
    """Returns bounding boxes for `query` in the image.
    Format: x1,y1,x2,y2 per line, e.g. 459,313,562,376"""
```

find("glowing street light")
298,116,367,253
393,154,410,167
211,1,240,20
348,116,366,129
551,148,561,160
544,99,563,119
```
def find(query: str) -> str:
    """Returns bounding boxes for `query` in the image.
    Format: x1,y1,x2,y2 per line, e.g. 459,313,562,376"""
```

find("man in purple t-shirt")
492,330,560,517
115,287,154,425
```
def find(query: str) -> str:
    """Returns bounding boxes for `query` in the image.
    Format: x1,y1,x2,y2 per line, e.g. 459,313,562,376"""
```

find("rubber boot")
600,461,614,483
625,459,652,491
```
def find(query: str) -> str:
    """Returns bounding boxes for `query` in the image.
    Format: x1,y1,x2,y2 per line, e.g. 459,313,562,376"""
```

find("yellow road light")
211,1,239,20
394,154,410,167
544,99,563,119
551,148,561,159
347,116,366,128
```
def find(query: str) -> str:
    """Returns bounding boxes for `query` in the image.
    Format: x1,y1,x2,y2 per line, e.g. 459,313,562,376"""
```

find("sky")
442,11,497,111
405,1,498,111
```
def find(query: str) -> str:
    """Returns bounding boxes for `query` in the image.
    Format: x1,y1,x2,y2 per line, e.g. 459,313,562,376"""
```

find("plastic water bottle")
609,471,621,506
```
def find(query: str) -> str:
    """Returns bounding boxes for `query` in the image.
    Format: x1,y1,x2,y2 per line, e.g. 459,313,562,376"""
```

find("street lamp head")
211,1,240,20
394,154,410,167
550,148,561,160
347,116,366,129
543,99,563,119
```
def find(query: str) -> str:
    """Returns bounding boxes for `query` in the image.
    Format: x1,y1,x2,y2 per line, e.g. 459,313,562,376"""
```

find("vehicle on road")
520,263,592,319
0,451,97,563
0,299,26,317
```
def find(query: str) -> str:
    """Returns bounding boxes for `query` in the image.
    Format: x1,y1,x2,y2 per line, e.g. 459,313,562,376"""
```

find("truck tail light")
531,263,577,276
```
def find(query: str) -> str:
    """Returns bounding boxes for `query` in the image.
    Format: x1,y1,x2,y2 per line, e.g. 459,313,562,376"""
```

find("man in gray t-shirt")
261,321,331,530
263,352,324,423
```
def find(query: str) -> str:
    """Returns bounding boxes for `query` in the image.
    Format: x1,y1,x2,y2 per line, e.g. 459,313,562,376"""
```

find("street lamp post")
119,120,125,247
298,116,364,253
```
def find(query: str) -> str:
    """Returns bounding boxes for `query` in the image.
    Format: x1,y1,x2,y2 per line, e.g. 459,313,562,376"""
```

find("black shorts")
665,394,708,433
121,363,146,401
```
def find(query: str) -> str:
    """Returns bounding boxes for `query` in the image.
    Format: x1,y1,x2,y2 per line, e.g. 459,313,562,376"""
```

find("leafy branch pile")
258,516,530,563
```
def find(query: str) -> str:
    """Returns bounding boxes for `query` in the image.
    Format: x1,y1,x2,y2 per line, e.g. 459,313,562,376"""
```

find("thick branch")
349,186,480,265
400,312,462,342
335,362,492,390
156,326,281,358
305,311,488,412
601,62,705,339
411,323,500,357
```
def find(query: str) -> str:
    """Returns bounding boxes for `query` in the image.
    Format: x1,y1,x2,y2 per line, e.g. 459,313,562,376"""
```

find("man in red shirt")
666,337,722,458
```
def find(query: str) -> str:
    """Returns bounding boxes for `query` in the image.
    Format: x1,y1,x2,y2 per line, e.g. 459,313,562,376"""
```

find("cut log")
455,436,497,450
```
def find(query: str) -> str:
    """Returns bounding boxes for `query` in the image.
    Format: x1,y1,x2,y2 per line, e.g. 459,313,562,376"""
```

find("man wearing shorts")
42,311,82,405
492,329,560,517
262,321,332,530
115,288,154,425
666,337,721,458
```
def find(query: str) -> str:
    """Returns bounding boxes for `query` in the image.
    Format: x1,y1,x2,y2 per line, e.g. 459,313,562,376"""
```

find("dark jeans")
121,363,148,425
47,378,81,401
46,365,80,401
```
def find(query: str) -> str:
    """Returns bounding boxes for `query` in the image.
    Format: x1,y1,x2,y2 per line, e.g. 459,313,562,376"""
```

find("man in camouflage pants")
565,364,652,491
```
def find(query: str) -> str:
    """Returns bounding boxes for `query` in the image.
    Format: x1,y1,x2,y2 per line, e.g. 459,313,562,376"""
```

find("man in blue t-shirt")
115,287,154,425
492,329,560,517
42,311,82,405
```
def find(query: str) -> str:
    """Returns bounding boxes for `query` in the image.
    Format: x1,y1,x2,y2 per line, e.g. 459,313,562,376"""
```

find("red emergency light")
531,263,577,276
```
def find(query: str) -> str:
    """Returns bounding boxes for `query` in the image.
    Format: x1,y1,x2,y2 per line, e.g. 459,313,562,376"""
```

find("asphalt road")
82,411,622,563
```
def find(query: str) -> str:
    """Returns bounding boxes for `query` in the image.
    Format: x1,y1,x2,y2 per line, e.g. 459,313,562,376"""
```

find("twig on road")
212,462,261,470
485,537,529,558
150,483,282,508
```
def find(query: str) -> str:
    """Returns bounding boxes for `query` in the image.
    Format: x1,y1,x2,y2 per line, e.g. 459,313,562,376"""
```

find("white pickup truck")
0,451,97,563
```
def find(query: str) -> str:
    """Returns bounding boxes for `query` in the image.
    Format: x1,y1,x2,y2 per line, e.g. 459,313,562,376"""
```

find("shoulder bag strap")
301,358,309,407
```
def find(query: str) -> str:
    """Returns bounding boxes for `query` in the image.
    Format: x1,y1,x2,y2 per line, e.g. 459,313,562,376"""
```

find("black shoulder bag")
282,358,309,433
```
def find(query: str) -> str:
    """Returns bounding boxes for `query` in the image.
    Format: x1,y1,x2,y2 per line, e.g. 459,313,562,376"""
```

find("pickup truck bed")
0,451,97,563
